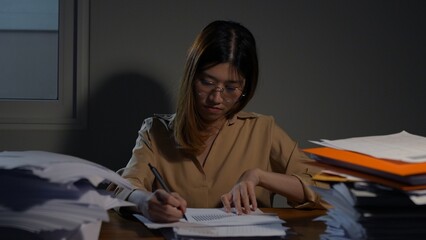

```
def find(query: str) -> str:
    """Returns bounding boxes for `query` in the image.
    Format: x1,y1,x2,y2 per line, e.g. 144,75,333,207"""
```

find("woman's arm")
221,117,329,213
113,117,188,223
220,168,305,214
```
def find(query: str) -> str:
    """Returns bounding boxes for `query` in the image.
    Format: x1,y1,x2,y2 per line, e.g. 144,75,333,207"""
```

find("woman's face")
194,63,245,127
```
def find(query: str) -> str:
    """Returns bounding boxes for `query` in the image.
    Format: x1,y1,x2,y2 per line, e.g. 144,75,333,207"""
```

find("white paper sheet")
310,131,426,163
0,150,134,188
174,223,287,238
134,208,287,238
134,208,284,229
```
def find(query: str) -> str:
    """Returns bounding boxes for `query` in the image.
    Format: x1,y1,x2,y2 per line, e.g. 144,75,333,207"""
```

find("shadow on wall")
86,73,173,171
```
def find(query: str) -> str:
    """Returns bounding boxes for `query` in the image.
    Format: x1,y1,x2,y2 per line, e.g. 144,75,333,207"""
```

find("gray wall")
1,0,426,173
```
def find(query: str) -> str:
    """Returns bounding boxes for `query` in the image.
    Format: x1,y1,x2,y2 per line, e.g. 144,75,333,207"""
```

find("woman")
112,20,328,223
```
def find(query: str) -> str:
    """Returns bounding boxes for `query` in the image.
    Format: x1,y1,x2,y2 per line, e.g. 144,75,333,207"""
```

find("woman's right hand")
130,189,187,223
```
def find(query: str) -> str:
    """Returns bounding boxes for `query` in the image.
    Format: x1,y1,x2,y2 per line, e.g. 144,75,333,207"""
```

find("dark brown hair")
174,20,259,155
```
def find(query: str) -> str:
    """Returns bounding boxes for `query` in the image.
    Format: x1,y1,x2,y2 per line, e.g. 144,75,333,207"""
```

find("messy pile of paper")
134,208,288,239
309,131,426,163
0,151,135,240
306,131,426,239
313,182,426,240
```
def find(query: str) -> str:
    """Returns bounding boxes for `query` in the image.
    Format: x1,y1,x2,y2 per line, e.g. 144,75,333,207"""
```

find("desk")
99,208,326,240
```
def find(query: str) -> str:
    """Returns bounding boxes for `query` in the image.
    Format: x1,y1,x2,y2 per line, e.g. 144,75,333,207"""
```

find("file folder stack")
0,151,135,240
304,131,426,239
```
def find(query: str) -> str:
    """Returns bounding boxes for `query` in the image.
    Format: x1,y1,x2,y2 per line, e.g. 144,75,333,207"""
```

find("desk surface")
99,208,326,240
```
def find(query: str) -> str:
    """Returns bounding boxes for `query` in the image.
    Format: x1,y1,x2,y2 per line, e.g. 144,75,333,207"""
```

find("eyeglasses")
196,78,244,103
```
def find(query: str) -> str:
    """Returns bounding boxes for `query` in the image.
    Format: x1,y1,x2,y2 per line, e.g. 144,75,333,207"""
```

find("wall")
1,0,426,175
88,0,426,171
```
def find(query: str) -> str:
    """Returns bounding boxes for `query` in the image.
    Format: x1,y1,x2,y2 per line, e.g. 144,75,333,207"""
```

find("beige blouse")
113,111,328,209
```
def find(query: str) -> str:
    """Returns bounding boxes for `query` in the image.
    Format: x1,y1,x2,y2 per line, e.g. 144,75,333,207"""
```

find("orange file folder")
304,147,426,185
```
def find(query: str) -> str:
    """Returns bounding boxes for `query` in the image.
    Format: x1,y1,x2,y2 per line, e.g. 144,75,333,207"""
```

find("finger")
248,184,257,211
170,192,188,218
220,194,232,213
232,188,243,215
240,184,251,214
149,203,183,223
153,189,169,204
170,192,187,210
155,190,182,207
149,192,184,221
155,190,188,221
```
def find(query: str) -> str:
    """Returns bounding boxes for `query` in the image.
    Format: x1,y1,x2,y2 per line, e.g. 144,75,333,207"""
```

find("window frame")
0,0,89,129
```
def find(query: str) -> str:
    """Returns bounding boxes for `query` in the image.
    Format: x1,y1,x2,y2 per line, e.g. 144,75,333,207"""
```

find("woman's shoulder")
153,113,175,122
139,113,175,132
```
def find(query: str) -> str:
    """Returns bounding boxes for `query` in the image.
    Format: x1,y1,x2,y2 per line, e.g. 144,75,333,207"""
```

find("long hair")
174,20,259,155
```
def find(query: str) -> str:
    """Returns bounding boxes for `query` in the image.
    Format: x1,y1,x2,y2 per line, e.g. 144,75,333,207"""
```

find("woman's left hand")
220,168,262,215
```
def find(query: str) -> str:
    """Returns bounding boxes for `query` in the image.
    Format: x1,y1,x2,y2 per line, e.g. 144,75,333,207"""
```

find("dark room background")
1,0,425,178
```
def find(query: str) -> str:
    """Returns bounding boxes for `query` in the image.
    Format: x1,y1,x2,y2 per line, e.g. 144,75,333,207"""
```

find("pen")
148,163,188,221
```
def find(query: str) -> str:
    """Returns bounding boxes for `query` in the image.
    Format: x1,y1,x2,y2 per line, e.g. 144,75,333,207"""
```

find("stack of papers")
134,208,288,239
310,131,426,163
312,183,366,240
305,131,426,185
306,131,426,239
313,183,426,240
0,151,135,240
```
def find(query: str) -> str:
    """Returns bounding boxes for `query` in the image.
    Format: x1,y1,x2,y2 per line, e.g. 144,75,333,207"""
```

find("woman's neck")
203,118,226,135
